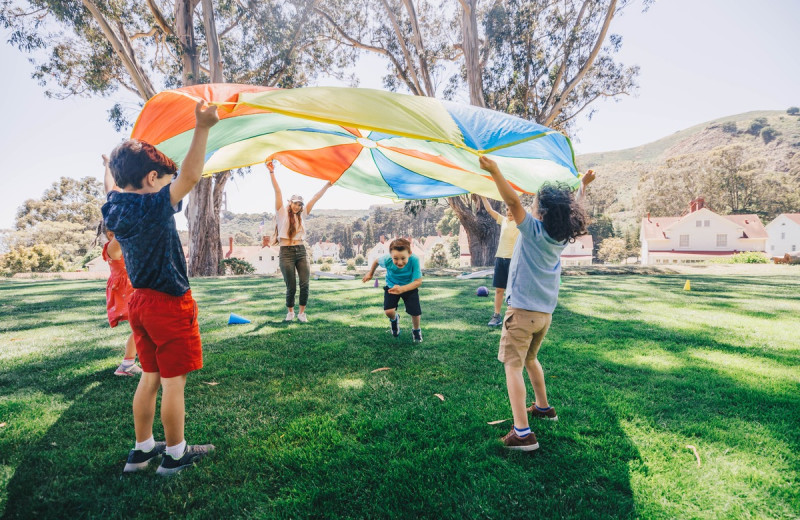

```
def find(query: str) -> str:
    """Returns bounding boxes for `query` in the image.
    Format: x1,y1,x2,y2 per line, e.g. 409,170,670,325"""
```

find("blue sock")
535,405,551,411
514,425,531,438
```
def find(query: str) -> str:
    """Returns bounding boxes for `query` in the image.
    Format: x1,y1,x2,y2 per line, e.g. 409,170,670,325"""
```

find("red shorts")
128,288,202,378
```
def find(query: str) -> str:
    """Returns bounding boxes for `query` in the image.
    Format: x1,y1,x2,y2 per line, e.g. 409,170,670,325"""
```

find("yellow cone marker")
683,280,691,291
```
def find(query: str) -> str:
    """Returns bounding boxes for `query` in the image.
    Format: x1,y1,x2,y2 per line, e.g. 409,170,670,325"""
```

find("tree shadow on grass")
3,277,797,518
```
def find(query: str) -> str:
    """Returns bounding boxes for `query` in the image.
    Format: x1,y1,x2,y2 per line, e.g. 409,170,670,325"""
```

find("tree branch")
146,0,175,37
130,27,158,40
401,0,434,96
380,0,424,95
544,0,617,126
542,0,591,114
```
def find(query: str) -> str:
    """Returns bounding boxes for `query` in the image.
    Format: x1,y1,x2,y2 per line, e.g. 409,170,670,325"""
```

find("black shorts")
383,287,422,316
493,257,512,289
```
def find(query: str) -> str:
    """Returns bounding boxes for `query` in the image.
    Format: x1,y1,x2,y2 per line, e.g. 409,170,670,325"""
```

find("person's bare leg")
504,364,529,430
494,288,504,315
385,309,397,320
160,374,187,447
123,332,137,360
299,305,306,314
133,372,161,442
411,315,421,329
525,358,549,409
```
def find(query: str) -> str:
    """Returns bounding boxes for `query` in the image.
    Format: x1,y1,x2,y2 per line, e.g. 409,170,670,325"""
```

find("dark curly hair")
537,182,588,243
109,139,177,189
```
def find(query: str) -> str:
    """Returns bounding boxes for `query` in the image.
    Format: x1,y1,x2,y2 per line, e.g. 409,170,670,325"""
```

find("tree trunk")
461,0,485,108
448,195,499,266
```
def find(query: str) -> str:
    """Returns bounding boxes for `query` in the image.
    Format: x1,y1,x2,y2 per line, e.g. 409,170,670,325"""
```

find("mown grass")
0,274,798,519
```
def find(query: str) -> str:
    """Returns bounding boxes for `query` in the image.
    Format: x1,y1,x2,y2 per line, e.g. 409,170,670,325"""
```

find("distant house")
224,237,281,274
765,213,800,257
561,234,593,266
310,241,340,262
640,198,767,265
458,226,471,267
86,255,110,274
366,236,391,265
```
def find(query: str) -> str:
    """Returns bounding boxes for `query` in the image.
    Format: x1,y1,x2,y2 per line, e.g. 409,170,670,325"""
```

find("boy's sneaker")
501,429,539,451
285,311,295,322
488,313,502,327
390,316,400,337
527,404,558,421
123,442,166,473
412,329,423,343
156,444,215,476
297,312,308,323
114,363,143,376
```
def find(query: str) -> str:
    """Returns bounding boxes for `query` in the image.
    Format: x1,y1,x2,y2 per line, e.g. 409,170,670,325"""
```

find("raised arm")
479,195,502,222
479,156,527,224
267,161,283,212
304,181,333,215
102,154,121,194
576,169,595,203
170,101,219,206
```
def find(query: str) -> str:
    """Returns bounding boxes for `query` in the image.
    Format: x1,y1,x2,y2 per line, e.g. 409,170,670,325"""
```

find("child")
479,196,520,327
102,100,219,475
98,211,140,376
362,238,424,342
479,155,594,451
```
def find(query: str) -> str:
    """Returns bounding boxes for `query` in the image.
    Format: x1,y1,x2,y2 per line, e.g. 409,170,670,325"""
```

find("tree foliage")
1,244,66,274
597,237,626,264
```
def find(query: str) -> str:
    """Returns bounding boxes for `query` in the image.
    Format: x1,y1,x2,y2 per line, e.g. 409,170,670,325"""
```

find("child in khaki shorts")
480,155,594,451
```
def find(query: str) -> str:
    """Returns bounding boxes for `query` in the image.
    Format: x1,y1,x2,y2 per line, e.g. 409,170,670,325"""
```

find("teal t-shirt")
379,254,422,288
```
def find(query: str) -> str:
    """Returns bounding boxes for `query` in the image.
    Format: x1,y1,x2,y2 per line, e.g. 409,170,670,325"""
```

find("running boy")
362,238,424,342
103,100,219,475
480,155,594,451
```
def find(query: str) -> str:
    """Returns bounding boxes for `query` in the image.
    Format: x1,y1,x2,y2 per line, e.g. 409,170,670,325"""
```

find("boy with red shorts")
102,101,219,476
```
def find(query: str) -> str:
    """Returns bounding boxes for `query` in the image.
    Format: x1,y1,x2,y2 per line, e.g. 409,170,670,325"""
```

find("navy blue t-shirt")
102,184,189,297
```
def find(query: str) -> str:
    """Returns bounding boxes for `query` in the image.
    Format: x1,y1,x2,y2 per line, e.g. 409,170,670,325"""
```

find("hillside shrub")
787,107,799,116
746,118,768,136
346,260,356,271
721,121,737,133
761,127,780,144
712,252,769,264
320,264,331,272
220,258,256,275
355,255,366,266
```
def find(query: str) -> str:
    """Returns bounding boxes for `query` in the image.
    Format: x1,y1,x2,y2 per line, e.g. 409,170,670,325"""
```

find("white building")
561,234,593,266
766,213,800,257
366,237,391,265
640,198,767,265
310,241,340,262
224,238,281,274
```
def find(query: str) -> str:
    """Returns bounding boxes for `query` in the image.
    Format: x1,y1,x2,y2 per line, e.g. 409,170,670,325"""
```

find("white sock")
120,358,135,368
135,436,155,452
514,426,531,438
166,439,187,459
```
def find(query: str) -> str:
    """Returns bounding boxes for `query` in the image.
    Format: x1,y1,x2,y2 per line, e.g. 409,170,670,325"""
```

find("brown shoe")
527,404,558,421
501,429,539,451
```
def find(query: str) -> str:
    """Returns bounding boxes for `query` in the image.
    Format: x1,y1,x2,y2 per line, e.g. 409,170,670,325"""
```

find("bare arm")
170,101,219,206
388,277,422,294
102,155,121,194
304,181,333,215
268,161,283,211
362,260,380,283
479,196,502,222
479,156,527,224
576,169,595,203
106,238,123,260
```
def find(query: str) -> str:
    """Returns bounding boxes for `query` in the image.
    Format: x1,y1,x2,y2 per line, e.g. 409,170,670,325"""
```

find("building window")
771,245,775,251
680,235,689,247
259,256,262,261
696,220,702,227
793,245,797,252
271,256,275,261
704,220,710,227
716,234,727,247
781,232,786,239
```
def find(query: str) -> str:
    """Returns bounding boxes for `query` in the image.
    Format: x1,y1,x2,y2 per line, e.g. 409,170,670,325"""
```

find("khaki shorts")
498,307,552,368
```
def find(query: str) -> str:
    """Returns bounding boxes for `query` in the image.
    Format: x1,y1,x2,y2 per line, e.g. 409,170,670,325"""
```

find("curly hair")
537,182,589,243
109,139,177,189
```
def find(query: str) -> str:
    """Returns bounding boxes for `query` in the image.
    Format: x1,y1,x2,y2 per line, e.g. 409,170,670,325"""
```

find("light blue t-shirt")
506,213,568,313
379,254,422,288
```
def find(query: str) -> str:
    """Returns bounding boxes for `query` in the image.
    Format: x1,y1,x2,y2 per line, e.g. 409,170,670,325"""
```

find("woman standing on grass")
268,160,332,323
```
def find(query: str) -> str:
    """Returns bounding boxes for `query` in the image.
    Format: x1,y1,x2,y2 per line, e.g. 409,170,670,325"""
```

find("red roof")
641,217,681,241
723,214,767,239
782,213,800,226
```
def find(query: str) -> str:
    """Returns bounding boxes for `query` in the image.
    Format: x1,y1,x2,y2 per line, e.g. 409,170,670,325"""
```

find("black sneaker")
123,442,166,473
156,444,215,476
412,329,423,343
390,316,400,337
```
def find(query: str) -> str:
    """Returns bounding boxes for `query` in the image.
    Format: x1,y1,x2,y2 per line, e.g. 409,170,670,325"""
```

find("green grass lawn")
1,274,798,519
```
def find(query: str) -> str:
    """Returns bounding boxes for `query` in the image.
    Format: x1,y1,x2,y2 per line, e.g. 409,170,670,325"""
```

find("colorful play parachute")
132,84,579,200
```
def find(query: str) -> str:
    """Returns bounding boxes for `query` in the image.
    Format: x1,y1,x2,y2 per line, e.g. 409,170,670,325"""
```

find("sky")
0,0,798,231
